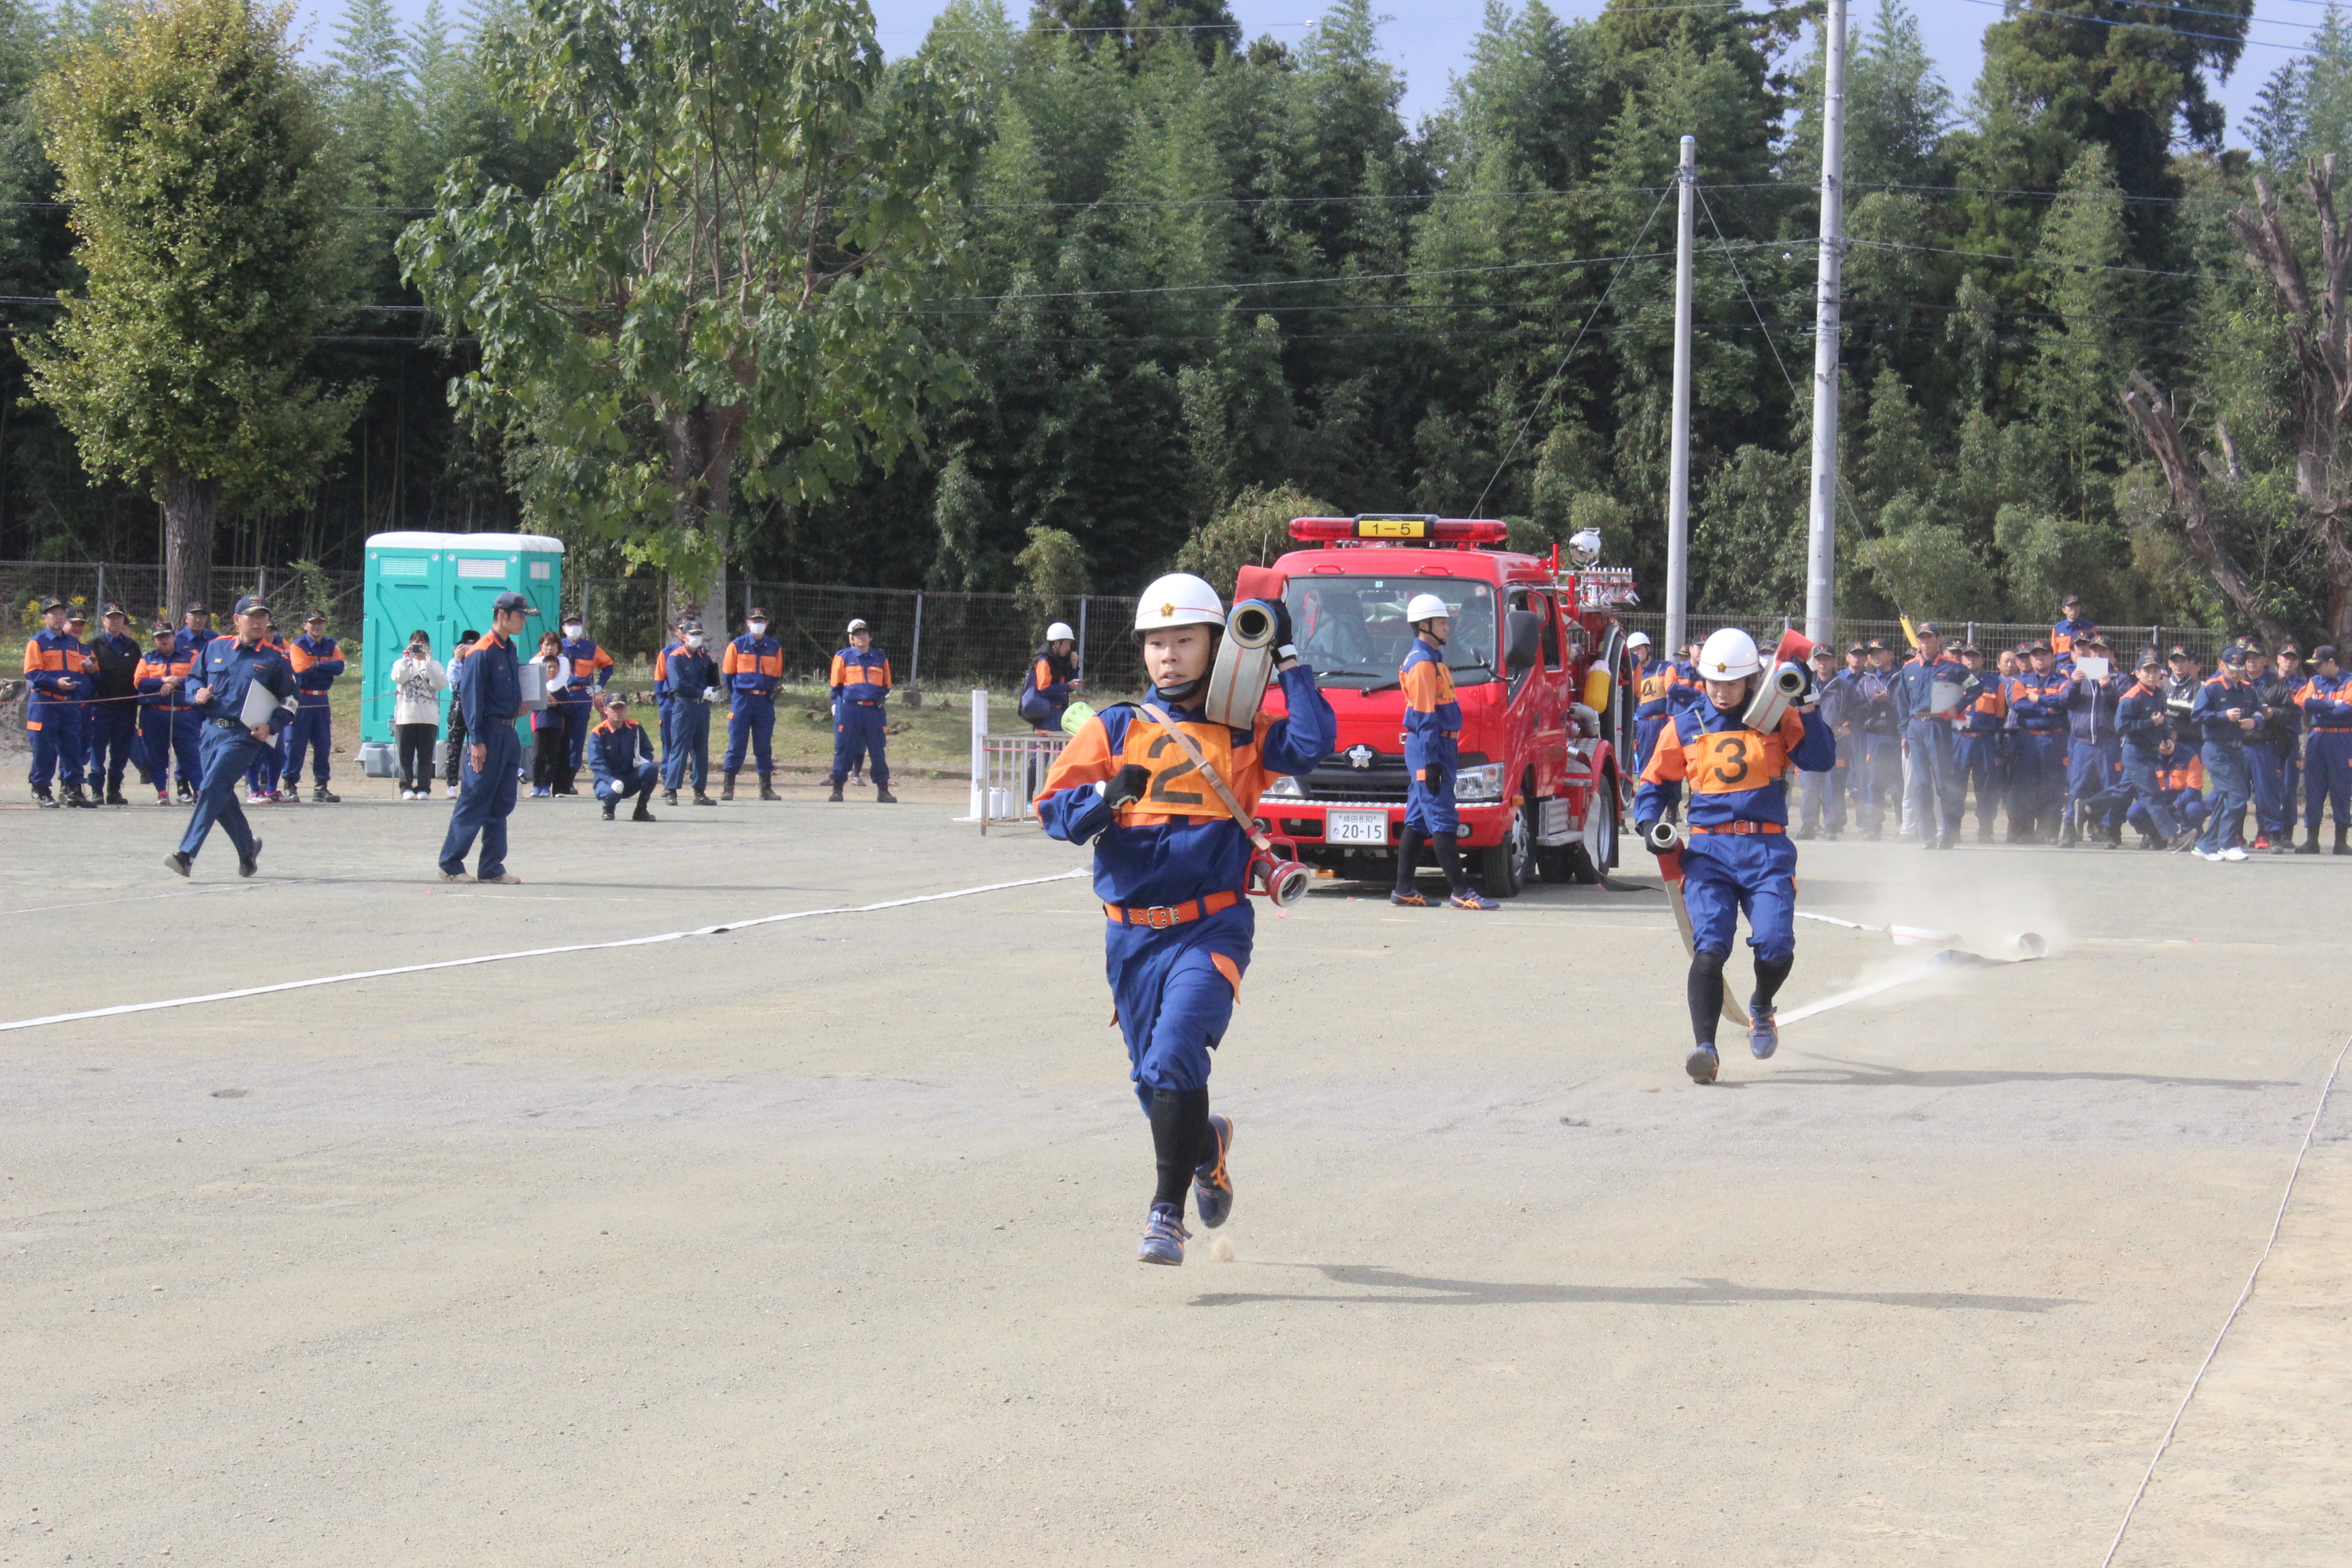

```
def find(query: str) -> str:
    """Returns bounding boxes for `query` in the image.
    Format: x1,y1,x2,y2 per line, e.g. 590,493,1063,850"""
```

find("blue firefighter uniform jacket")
191,636,295,733
1399,639,1462,835
286,634,345,706
588,716,658,789
829,645,892,709
1019,646,1080,732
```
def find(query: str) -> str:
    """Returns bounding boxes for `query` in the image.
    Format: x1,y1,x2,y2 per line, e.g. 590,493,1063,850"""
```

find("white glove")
702,687,720,702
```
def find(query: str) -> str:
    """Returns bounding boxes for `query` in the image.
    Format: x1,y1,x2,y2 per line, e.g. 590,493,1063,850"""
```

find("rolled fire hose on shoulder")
1739,660,1810,734
1643,819,1750,1028
1137,700,1311,911
1202,599,1281,730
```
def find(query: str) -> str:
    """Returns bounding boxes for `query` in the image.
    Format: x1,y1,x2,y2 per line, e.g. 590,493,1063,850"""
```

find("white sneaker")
446,785,458,798
2221,845,2249,862
2194,848,2220,862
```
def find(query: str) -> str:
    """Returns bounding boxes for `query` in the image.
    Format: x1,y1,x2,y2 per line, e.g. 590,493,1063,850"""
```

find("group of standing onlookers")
1627,594,2352,859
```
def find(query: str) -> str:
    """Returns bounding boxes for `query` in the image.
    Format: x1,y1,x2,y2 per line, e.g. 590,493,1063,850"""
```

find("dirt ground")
1,783,2346,1565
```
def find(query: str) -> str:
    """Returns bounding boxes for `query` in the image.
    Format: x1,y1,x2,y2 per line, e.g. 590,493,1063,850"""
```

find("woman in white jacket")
388,632,451,798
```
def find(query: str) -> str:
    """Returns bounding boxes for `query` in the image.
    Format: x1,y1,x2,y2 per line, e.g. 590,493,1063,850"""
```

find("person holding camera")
1033,574,1334,1267
1389,591,1497,910
1637,628,1835,1084
164,595,293,878
388,630,449,799
527,631,572,797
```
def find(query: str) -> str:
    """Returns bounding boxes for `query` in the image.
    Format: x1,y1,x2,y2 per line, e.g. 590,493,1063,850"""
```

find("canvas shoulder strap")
1138,701,1272,853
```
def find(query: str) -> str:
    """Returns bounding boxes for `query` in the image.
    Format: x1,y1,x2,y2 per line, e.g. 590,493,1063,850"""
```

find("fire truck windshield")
1283,577,1502,689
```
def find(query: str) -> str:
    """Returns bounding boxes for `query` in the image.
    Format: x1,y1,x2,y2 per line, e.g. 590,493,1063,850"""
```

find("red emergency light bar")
1288,514,1512,546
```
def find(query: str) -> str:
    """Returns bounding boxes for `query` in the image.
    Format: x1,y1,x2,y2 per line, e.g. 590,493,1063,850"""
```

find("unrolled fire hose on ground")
1644,818,1750,1028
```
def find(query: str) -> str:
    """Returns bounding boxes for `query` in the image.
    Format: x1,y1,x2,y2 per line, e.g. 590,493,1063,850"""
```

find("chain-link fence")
739,583,1147,696
1614,612,2242,666
1,561,365,642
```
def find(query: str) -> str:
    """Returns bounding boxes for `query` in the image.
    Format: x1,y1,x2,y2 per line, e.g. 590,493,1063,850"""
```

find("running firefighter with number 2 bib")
1035,574,1336,1267
1635,627,1836,1085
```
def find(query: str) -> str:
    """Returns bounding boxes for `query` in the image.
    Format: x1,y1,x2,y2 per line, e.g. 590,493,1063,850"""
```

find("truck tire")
1567,777,1619,885
1480,804,1529,898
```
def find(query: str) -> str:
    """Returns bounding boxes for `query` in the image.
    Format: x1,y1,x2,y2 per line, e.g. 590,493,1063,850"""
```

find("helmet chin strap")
1153,676,1202,701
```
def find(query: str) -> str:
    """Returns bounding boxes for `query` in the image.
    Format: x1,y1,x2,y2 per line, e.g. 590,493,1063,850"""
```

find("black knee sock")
1752,955,1793,1012
1433,830,1469,892
1148,1088,1209,1213
1395,825,1424,892
1686,951,1727,1047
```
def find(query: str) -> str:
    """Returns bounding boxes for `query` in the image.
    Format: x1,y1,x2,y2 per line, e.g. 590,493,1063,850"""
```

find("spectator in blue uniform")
1851,641,1903,839
164,595,293,879
659,621,720,806
2004,643,2069,843
2051,594,2097,670
1952,644,2008,843
1796,643,1852,841
438,592,534,885
1637,627,1836,1085
2190,647,2260,861
2057,637,2124,847
282,610,346,802
174,602,216,660
589,695,661,822
720,607,783,802
2296,645,2352,854
83,604,144,805
23,597,94,808
134,621,201,805
555,612,613,787
1035,573,1335,1267
2113,650,2189,849
1894,621,1967,850
828,618,897,804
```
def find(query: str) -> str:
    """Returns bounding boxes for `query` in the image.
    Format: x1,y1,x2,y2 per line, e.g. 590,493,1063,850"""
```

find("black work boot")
2298,831,2321,855
876,784,898,804
758,779,780,802
2337,825,2350,855
631,796,655,822
601,798,616,820
33,787,56,808
63,783,96,808
664,788,677,806
828,780,844,802
692,790,716,806
105,785,128,806
720,772,736,802
313,783,340,803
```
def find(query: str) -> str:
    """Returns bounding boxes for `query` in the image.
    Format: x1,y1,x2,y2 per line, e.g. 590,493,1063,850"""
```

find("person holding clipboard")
438,591,534,884
164,595,295,879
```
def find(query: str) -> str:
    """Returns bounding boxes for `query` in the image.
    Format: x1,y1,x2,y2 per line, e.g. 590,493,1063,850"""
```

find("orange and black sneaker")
1193,1114,1234,1228
1389,888,1431,907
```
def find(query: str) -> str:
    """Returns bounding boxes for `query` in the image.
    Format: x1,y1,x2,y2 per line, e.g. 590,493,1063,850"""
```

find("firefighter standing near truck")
1635,627,1836,1085
1390,592,1499,911
1034,573,1336,1267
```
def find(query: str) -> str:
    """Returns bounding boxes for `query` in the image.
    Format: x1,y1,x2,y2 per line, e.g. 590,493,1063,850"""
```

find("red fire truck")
1242,514,1642,898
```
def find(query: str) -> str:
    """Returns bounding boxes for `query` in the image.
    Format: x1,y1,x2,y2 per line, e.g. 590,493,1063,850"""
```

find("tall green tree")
27,0,361,609
400,0,989,612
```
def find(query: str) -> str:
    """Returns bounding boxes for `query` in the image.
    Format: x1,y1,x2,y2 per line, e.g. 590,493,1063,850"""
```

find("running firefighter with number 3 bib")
1635,627,1836,1085
1035,573,1335,1267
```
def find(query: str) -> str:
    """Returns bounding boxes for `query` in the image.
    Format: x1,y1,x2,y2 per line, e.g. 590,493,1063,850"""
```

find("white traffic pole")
1805,0,1848,647
969,687,988,821
1665,134,1696,662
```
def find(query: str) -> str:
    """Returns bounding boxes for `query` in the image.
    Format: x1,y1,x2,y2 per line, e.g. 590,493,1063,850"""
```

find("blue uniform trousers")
557,696,595,774
1956,734,2002,835
657,699,674,757
1904,719,1962,839
2198,745,2252,853
27,698,85,789
440,723,522,879
2308,731,2352,829
246,728,287,794
830,702,889,786
1680,834,1797,966
140,710,201,790
1799,742,1846,833
84,702,137,789
663,701,710,792
2118,752,2180,840
724,693,775,777
2249,742,2291,835
283,703,333,785
2008,733,2063,836
1108,904,1250,1111
1403,732,1459,835
597,760,659,803
178,724,263,861
2067,738,2122,830
2129,791,2198,839
1855,732,1901,831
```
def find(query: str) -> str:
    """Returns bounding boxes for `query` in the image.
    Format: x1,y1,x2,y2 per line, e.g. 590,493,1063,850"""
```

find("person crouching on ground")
1635,627,1836,1085
1390,591,1498,910
1034,574,1335,1266
589,695,659,821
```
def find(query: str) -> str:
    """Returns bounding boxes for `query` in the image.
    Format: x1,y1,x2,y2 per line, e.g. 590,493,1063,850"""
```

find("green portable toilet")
362,531,566,749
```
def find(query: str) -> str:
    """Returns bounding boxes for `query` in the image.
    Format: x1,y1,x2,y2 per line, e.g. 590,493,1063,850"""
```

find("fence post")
257,566,267,605
1965,620,1976,649
970,687,988,823
909,591,924,689
1078,595,1089,677
95,564,104,614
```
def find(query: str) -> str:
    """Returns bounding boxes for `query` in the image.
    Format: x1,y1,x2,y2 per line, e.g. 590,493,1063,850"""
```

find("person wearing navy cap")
164,595,293,877
438,591,533,884
282,610,346,802
1893,621,1967,850
175,602,216,660
22,596,95,807
2189,645,2259,861
2295,644,2352,853
83,604,144,804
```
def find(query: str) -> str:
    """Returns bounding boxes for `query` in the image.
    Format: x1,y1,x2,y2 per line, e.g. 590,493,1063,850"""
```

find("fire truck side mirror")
1505,610,1542,675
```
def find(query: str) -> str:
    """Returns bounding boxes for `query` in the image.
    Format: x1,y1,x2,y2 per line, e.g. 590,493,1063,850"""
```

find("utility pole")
1665,133,1696,662
1804,0,1848,646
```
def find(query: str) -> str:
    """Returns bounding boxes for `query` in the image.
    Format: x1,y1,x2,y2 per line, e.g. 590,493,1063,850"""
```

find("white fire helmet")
1405,592,1452,625
1045,621,1075,643
1698,626,1763,681
1626,631,1652,649
1133,574,1225,633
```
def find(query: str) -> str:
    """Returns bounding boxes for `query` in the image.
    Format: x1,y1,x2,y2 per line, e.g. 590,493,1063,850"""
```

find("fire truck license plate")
1326,809,1390,845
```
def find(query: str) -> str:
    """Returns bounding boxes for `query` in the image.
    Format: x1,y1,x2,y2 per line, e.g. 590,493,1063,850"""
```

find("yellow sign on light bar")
1358,518,1426,538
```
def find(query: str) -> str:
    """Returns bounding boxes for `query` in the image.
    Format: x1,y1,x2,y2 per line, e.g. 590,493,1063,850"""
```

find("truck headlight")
1264,775,1304,800
1454,763,1504,802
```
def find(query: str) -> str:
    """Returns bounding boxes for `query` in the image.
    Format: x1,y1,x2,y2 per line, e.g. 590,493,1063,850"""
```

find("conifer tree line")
13,0,2352,640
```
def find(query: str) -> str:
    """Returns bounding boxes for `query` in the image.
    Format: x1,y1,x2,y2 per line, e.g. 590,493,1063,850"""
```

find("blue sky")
299,1,2315,146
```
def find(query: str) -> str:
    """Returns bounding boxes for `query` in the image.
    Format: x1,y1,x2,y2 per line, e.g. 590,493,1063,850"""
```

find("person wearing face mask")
720,607,784,801
555,613,614,790
1034,574,1335,1266
660,620,720,805
651,617,685,762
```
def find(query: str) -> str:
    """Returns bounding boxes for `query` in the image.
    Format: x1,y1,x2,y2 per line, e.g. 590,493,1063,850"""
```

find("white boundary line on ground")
2097,1030,2352,1567
0,868,1090,1034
